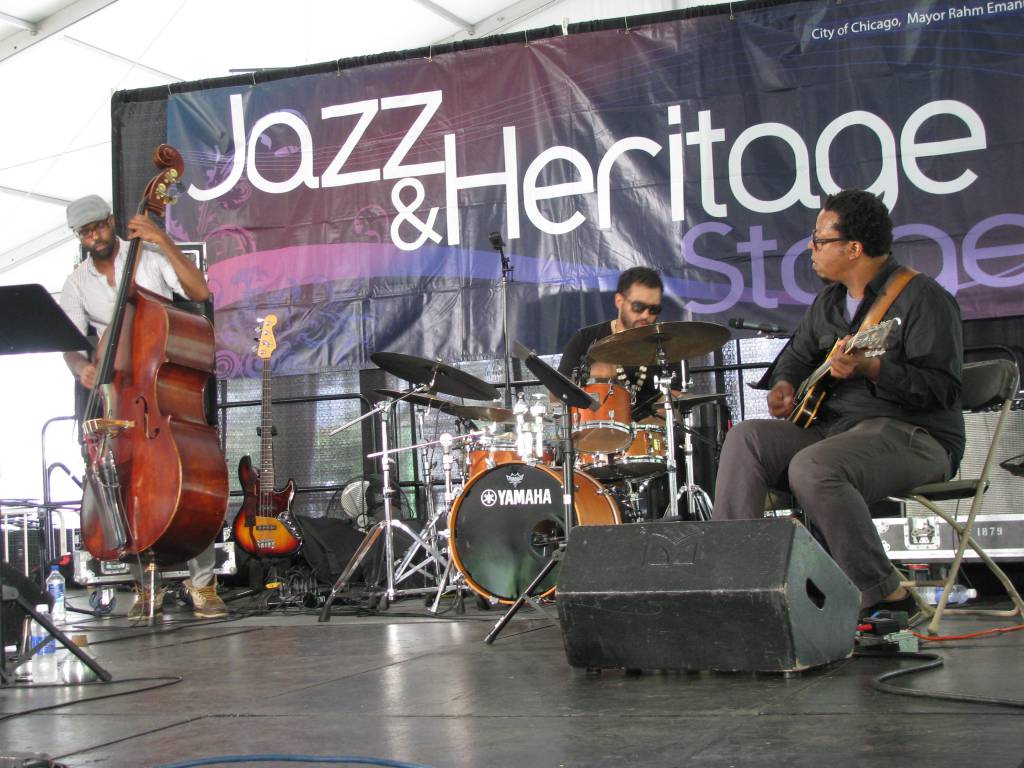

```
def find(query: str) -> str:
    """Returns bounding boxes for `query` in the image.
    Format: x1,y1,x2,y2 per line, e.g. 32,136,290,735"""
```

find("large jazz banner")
166,0,1024,379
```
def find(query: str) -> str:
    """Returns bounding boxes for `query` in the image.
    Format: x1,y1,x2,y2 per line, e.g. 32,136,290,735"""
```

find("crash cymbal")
374,388,458,413
371,352,500,401
587,321,731,366
447,403,515,423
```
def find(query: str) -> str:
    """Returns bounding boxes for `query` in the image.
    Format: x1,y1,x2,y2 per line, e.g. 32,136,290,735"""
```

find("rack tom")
571,381,632,453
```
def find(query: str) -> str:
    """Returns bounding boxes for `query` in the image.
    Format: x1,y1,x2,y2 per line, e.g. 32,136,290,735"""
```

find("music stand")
0,284,92,356
483,341,597,644
0,285,109,685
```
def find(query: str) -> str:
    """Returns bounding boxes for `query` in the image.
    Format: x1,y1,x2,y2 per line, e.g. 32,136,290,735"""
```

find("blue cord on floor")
153,756,433,768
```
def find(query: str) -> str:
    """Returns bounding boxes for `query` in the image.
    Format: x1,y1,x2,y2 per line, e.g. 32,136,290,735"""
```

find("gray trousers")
129,542,217,588
712,417,952,607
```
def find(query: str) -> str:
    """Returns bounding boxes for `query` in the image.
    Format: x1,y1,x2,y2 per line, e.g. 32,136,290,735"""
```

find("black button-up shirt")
771,257,965,470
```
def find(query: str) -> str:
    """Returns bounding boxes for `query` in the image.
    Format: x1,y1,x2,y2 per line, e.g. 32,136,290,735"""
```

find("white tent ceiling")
0,0,715,499
0,0,710,291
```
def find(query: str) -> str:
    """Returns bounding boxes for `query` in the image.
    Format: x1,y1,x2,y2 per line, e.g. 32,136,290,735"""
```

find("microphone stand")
491,233,514,408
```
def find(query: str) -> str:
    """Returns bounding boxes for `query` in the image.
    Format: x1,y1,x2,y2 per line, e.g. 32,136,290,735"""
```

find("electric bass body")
233,455,300,557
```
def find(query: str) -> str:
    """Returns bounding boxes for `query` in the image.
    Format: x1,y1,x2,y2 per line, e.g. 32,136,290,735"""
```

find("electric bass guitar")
788,318,901,428
233,315,301,556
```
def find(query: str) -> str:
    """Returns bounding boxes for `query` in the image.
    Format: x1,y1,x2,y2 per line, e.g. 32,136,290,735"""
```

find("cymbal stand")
484,405,572,644
321,375,463,619
674,359,713,521
427,432,470,614
414,408,444,585
654,343,681,519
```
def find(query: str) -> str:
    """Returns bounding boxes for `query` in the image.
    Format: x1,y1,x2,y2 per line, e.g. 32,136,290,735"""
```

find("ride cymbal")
588,321,731,366
371,352,500,401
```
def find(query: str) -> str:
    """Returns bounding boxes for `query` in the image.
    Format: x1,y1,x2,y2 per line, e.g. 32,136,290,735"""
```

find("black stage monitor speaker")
557,518,860,673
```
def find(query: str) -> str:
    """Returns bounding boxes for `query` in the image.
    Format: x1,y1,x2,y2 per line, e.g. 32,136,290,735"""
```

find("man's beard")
86,237,115,261
620,314,652,330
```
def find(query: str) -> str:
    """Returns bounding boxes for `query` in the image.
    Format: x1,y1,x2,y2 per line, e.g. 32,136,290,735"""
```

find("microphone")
729,317,787,335
488,232,506,250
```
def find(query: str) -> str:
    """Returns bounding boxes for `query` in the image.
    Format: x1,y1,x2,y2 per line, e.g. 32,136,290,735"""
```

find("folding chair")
894,358,1024,635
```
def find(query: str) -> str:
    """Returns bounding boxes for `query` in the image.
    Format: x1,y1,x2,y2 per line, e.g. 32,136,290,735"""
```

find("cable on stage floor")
153,754,434,768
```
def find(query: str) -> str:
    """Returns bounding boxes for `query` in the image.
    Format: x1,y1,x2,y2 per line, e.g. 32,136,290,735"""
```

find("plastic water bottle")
917,585,977,606
46,565,66,622
30,606,58,683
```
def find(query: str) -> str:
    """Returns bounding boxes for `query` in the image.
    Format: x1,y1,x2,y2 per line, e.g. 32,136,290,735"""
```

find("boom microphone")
488,232,506,250
729,317,787,335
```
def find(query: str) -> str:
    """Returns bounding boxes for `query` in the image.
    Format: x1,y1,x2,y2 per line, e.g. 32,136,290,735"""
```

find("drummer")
557,266,663,420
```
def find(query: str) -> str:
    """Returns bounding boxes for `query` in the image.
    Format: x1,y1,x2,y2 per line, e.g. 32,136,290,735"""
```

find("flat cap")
66,195,111,231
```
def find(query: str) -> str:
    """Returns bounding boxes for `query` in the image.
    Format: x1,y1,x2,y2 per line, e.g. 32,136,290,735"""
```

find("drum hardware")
589,321,730,520
320,368,480,620
427,431,469,614
482,342,600,644
513,393,549,464
671,397,717,521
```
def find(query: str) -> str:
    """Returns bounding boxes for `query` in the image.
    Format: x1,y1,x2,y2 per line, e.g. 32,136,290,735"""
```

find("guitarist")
712,190,965,619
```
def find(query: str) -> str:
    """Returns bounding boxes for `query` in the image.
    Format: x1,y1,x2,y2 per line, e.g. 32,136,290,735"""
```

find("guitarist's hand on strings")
829,336,882,383
768,381,796,418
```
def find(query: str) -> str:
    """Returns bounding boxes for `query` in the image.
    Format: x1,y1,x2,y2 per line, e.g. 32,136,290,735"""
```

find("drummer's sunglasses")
629,300,662,316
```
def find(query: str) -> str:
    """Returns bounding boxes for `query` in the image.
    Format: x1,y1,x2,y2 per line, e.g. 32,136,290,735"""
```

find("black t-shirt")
558,320,660,419
772,258,965,469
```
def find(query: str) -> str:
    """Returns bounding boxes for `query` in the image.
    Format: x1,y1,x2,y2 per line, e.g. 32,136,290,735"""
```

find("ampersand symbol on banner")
390,178,442,251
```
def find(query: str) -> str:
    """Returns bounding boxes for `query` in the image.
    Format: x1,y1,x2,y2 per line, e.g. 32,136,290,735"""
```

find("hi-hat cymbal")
672,391,728,410
447,403,515,423
371,352,499,401
588,321,731,366
374,388,458,413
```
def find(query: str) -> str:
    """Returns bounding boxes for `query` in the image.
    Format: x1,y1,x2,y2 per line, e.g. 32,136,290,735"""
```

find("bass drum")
449,463,620,604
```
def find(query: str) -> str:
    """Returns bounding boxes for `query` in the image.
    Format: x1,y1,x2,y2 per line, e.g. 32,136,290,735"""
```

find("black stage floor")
3,591,1024,768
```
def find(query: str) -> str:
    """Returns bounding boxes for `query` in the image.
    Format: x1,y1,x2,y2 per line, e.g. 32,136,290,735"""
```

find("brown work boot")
184,578,228,619
128,583,168,620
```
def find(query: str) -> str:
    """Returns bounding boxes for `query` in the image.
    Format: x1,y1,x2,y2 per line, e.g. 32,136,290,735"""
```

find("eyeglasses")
810,235,849,249
628,300,662,316
76,219,110,239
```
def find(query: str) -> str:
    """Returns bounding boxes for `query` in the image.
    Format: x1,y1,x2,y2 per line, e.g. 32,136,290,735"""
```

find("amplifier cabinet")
900,403,1024,520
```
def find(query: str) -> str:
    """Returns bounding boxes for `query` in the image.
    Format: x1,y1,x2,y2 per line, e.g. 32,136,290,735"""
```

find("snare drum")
448,463,620,603
571,381,632,453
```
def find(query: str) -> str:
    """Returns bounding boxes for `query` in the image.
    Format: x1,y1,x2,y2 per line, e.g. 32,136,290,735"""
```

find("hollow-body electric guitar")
233,315,300,556
788,318,901,428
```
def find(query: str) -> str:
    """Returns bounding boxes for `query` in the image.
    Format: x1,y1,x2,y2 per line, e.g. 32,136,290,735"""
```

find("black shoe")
859,590,919,622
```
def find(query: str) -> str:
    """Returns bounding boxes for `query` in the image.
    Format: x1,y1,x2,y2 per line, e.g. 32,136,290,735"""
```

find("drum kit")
318,320,732,626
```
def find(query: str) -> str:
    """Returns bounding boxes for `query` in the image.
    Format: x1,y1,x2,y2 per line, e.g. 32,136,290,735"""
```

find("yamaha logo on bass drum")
479,470,554,508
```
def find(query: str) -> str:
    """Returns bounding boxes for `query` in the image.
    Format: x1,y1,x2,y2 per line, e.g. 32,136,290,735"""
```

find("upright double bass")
80,144,229,564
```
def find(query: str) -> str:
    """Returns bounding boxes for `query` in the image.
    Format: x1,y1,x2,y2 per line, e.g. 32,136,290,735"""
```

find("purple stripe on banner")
208,243,801,309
